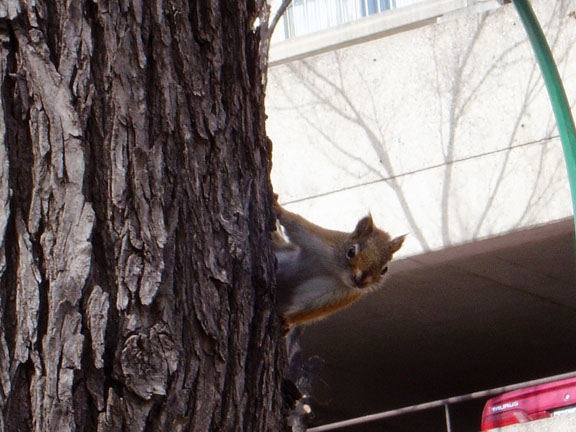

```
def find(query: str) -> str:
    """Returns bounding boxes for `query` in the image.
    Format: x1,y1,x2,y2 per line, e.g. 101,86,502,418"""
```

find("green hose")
513,0,576,225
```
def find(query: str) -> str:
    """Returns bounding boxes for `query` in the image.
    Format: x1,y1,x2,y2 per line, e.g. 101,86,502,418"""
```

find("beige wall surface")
266,0,576,258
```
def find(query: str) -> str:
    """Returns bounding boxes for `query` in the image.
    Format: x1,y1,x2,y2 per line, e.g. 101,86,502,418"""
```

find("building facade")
267,0,575,258
265,1,576,430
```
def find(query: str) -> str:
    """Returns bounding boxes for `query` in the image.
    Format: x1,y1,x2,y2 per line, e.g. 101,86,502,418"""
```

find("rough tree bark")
0,1,287,431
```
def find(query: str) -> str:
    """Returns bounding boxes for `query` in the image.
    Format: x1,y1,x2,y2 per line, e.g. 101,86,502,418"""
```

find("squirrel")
273,201,405,331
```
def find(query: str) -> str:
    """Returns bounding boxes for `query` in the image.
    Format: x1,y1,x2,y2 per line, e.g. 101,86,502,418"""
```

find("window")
280,0,430,39
269,0,506,64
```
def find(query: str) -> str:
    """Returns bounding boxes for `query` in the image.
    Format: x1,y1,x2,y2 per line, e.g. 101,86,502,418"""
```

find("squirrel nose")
353,271,370,288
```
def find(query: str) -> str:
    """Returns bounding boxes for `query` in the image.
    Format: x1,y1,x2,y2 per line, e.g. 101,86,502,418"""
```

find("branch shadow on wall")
271,1,576,252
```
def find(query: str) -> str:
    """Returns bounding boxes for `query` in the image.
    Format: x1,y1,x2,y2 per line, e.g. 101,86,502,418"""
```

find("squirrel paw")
273,194,282,216
281,319,292,336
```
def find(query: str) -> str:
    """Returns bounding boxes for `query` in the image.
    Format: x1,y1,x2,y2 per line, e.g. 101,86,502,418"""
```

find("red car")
481,376,576,430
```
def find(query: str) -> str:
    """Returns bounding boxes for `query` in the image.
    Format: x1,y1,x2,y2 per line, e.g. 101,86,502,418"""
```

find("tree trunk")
0,1,287,431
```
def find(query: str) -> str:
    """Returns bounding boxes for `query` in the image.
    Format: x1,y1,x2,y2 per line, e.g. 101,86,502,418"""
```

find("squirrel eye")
346,244,358,260
381,266,389,275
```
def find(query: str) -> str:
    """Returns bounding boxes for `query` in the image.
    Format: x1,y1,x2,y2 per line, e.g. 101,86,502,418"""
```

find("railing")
308,370,576,431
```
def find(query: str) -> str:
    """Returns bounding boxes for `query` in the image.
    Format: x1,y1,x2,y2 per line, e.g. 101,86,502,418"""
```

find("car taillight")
481,410,532,431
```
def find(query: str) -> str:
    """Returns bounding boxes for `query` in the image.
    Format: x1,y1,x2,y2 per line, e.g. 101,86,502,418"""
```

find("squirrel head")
337,214,405,290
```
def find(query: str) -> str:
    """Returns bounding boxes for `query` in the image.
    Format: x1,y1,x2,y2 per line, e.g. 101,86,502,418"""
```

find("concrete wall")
266,0,576,258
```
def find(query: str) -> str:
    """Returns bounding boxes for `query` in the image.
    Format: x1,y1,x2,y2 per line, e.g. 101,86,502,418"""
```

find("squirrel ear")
354,214,375,237
389,234,406,253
